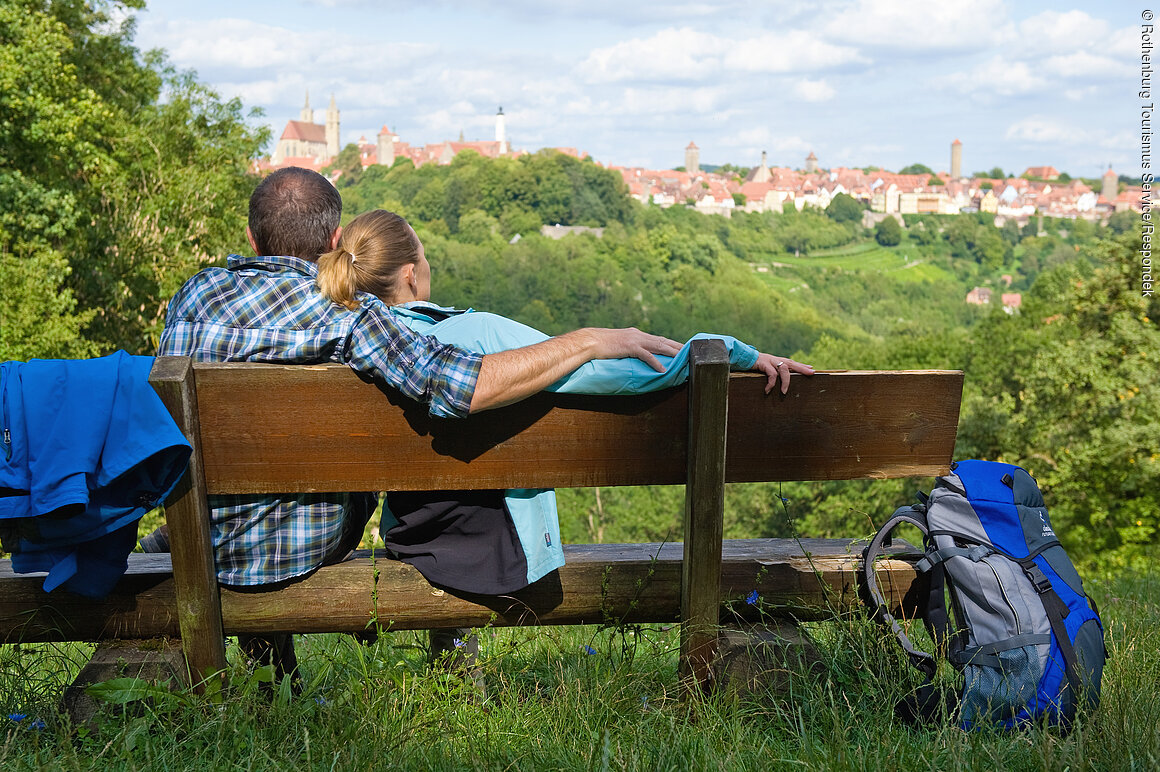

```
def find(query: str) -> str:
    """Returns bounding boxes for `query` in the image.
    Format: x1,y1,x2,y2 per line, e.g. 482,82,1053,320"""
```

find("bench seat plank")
0,539,921,642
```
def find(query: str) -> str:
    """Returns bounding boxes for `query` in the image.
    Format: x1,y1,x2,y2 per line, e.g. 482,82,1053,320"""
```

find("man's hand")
754,352,814,395
469,327,682,413
581,327,683,371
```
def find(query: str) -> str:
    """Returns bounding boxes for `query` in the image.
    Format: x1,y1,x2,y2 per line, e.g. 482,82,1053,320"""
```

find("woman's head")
316,209,430,309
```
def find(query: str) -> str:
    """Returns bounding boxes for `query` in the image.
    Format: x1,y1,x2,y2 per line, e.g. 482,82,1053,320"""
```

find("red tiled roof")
280,120,326,143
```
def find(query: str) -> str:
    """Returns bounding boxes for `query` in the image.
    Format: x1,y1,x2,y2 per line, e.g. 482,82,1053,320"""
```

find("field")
1,565,1156,771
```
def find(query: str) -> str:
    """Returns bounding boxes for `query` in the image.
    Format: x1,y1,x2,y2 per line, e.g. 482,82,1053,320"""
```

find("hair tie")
348,251,358,264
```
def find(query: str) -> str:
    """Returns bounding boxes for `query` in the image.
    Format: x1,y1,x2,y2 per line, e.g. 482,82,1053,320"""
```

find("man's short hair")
248,167,342,260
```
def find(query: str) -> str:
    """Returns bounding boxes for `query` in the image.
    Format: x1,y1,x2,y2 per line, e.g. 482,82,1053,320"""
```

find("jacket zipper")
1,365,10,462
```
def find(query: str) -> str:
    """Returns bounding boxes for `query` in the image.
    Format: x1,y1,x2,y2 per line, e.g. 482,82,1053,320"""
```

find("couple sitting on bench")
148,166,811,681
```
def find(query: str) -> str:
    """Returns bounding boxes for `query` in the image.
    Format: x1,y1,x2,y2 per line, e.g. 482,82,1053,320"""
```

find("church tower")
685,141,700,175
950,138,963,179
300,91,313,123
805,150,818,174
326,94,341,159
496,106,507,155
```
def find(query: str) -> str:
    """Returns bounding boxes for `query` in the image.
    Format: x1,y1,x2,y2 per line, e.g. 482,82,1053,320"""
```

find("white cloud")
722,31,863,73
578,28,723,83
945,56,1048,97
824,0,1013,51
578,26,861,84
793,78,836,102
1043,51,1134,79
1003,118,1130,151
1018,10,1109,52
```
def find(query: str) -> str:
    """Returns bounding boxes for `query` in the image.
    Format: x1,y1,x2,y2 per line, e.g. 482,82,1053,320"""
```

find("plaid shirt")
158,254,482,586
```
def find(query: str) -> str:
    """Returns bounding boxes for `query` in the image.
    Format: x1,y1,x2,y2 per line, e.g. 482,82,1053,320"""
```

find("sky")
131,0,1144,178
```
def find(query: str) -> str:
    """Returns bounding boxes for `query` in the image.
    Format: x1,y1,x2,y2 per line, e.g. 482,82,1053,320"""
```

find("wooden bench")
0,341,963,692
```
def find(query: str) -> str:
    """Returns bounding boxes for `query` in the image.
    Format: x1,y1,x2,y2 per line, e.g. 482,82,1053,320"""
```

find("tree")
0,0,265,359
874,217,902,246
325,142,364,184
898,163,934,175
957,234,1160,568
825,192,864,223
927,175,944,186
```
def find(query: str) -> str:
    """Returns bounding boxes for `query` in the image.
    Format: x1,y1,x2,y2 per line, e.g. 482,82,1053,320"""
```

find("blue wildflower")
29,719,45,731
584,645,598,655
8,714,26,722
745,590,760,606
452,637,465,648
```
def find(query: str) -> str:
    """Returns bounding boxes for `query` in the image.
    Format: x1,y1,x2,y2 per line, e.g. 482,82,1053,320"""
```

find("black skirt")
383,490,530,595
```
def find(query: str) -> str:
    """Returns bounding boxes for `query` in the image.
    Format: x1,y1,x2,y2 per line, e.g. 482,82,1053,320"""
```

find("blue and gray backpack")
862,460,1106,729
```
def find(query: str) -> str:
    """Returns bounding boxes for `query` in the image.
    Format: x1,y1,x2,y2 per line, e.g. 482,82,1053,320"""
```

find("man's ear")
329,226,343,251
246,226,260,256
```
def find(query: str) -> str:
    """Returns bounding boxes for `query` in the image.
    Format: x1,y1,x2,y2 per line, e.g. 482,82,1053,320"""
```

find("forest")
2,0,1156,571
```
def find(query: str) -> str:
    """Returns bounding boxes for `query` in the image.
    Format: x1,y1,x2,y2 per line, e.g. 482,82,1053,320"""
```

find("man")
152,167,690,680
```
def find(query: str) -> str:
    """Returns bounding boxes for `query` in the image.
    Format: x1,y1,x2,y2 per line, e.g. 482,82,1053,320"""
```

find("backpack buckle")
1023,564,1052,594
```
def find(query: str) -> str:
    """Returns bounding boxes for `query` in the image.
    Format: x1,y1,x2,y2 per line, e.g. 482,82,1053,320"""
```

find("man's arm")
468,327,682,412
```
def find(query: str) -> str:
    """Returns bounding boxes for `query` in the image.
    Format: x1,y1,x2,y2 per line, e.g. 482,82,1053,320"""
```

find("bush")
874,217,902,246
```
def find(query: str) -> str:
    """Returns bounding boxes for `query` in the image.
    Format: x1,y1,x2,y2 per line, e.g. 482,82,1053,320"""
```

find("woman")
316,209,810,595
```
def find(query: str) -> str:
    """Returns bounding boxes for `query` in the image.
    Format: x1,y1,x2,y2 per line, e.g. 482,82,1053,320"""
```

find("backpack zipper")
983,557,1022,633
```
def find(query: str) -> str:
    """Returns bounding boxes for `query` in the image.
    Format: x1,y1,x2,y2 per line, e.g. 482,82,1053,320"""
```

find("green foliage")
0,0,265,360
337,149,633,233
898,163,933,175
323,142,364,184
926,175,944,186
825,192,864,223
874,217,901,246
957,234,1160,568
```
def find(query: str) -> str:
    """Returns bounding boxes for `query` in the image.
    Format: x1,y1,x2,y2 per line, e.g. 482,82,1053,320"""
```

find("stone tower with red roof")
685,141,700,175
1102,166,1118,201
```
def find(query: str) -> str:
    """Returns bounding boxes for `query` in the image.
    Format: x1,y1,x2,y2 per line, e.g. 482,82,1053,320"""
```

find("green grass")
750,241,953,285
1,566,1157,771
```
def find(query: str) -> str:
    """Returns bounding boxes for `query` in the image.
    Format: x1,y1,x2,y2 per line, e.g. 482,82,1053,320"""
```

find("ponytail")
317,247,361,310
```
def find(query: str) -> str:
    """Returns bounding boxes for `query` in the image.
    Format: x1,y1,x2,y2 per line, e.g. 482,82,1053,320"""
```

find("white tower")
300,91,313,123
326,93,340,159
496,106,507,155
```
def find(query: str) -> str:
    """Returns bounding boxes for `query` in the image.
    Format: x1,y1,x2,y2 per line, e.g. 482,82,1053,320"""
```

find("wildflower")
8,714,26,722
745,590,760,606
29,719,45,731
584,645,598,655
452,637,465,648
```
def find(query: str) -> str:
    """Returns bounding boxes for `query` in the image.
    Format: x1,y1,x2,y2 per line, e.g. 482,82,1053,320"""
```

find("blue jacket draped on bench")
0,351,191,597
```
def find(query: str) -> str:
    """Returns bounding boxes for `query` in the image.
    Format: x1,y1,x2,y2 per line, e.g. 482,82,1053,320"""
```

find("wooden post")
149,357,227,692
679,339,730,692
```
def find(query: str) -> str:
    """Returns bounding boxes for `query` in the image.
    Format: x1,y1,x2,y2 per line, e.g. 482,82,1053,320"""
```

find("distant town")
262,94,1141,227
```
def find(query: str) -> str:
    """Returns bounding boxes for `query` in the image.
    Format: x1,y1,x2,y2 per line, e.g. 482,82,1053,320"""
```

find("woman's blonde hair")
316,209,421,309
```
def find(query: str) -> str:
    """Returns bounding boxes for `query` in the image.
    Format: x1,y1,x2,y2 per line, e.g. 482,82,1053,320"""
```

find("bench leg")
62,639,187,728
680,340,730,693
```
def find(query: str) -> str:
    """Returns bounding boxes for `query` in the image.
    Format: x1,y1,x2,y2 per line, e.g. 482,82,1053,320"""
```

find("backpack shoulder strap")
863,506,937,679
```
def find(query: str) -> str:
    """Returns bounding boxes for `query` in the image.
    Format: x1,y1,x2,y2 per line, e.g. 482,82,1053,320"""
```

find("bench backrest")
152,359,963,493
148,342,963,689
